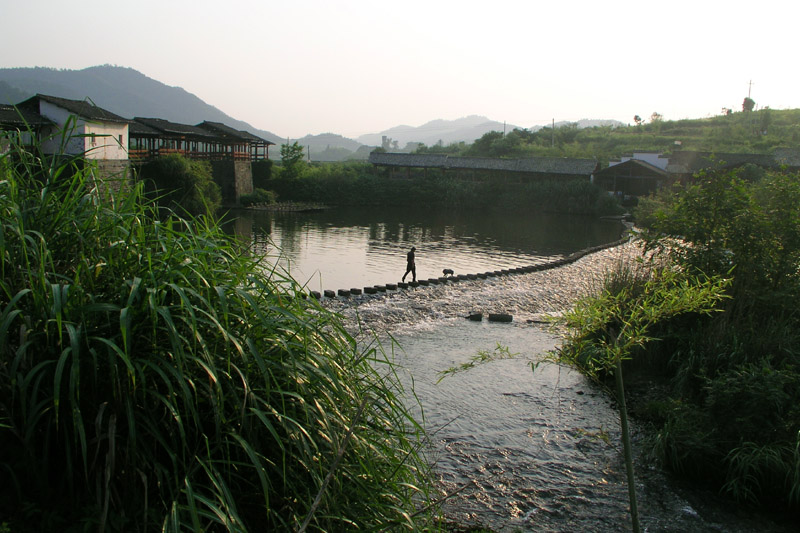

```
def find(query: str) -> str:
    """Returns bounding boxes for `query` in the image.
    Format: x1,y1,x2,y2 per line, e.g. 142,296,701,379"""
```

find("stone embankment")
245,202,328,212
324,236,643,334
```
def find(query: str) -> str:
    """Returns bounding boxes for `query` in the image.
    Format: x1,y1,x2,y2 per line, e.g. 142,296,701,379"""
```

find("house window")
91,133,97,146
118,134,123,146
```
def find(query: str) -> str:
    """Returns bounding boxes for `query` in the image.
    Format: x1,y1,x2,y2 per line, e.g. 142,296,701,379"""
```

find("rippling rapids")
325,249,791,532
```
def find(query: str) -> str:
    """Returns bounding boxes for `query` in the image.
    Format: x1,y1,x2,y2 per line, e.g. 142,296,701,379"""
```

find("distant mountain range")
0,65,623,161
356,116,522,148
0,65,285,145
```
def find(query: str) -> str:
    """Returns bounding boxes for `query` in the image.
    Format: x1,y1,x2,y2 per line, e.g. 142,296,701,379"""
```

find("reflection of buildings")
1,94,275,204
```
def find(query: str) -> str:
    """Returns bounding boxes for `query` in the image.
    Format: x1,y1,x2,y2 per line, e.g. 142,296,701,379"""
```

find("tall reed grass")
0,133,433,531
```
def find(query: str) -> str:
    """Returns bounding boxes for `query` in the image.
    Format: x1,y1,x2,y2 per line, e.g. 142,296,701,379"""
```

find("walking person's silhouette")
402,246,416,282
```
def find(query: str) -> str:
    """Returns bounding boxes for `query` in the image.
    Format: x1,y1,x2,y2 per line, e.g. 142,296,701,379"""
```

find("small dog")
442,268,454,277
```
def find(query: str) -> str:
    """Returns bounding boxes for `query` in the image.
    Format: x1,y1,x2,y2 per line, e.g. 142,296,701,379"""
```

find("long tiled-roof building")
1,94,275,203
368,152,599,181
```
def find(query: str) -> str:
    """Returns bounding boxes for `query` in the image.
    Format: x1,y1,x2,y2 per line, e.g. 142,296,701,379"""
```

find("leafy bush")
623,168,800,509
138,153,221,217
0,138,433,531
240,187,277,206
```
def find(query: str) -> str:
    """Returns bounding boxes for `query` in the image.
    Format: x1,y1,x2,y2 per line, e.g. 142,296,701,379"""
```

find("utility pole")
552,118,555,148
748,79,754,99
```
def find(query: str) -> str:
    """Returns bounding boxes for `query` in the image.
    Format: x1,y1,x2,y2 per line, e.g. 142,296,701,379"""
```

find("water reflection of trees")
227,206,622,267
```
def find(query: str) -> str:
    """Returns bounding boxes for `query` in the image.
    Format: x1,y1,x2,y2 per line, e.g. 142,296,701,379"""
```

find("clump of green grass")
0,132,434,531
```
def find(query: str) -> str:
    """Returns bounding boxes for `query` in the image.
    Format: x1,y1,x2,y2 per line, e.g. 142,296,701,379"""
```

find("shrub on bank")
240,187,277,206
572,168,800,511
138,153,221,217
0,140,433,531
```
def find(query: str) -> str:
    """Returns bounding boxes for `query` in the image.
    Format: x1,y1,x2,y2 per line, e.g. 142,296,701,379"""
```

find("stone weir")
306,235,631,304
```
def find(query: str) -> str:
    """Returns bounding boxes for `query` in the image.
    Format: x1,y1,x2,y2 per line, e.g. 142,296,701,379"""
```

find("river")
228,207,792,532
223,206,621,292
324,243,792,532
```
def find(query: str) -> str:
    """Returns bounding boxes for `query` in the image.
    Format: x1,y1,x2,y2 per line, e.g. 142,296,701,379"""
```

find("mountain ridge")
0,65,624,160
0,65,285,145
356,115,522,147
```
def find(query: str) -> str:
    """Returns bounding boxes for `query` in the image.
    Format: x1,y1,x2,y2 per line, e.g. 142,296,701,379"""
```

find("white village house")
10,94,133,192
19,94,130,160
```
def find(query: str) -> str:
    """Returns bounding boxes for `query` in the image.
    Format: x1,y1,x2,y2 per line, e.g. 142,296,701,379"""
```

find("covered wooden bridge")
368,152,598,182
128,117,274,162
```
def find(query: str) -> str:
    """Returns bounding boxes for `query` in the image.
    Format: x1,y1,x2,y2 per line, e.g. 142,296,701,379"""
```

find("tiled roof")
596,158,669,178
514,157,598,175
448,156,511,171
197,121,275,145
369,152,597,175
369,153,448,168
127,119,162,136
19,94,129,124
132,117,217,139
0,104,53,128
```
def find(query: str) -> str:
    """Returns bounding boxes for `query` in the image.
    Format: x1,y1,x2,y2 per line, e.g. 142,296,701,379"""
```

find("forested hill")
454,109,800,163
0,65,284,145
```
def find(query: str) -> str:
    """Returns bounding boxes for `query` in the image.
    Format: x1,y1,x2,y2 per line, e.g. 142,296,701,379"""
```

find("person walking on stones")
402,246,416,282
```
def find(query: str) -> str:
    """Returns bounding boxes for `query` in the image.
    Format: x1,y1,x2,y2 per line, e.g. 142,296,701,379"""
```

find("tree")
742,97,756,112
555,123,580,145
466,130,504,156
633,115,644,127
280,141,306,179
140,153,221,217
650,112,663,123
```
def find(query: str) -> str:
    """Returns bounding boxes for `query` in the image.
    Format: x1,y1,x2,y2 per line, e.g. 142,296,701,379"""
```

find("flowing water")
227,207,792,531
333,285,793,533
390,319,631,531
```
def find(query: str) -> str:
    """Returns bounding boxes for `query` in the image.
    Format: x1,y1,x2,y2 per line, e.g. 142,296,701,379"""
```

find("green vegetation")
560,166,800,513
437,343,519,383
239,187,277,207
558,264,730,532
0,137,434,530
251,158,274,190
429,108,800,164
278,140,307,180
138,153,221,217
263,159,622,215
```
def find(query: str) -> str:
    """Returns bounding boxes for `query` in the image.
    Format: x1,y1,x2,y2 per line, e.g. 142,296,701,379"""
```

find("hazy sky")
3,0,797,139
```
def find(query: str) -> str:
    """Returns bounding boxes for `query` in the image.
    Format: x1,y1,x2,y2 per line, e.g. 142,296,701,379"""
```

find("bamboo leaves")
558,261,730,532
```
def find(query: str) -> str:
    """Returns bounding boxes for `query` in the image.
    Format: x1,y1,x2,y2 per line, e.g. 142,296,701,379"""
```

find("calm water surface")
225,206,622,291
